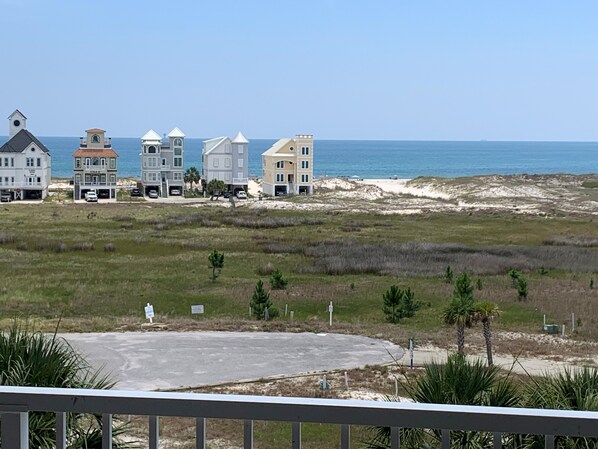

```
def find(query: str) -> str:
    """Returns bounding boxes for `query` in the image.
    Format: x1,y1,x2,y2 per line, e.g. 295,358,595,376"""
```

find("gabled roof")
142,129,162,142
85,128,106,133
202,136,228,155
262,138,293,156
8,109,27,120
232,131,249,144
0,129,49,154
167,127,185,138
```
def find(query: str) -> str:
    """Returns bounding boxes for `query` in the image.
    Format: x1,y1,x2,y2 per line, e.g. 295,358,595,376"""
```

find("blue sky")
1,0,596,140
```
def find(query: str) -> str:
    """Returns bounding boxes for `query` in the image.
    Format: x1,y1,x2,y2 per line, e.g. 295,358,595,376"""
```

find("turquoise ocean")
0,136,596,179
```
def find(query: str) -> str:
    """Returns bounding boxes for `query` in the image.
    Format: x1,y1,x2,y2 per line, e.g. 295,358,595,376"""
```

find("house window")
213,159,219,168
75,174,81,183
101,158,106,168
85,158,91,167
276,161,284,169
301,174,309,182
85,174,91,183
173,172,182,180
75,158,81,168
225,158,231,168
37,177,41,184
4,158,8,166
92,157,99,166
4,177,8,184
100,174,106,184
301,160,309,169
237,172,243,180
92,134,100,143
148,146,156,154
174,138,182,147
225,143,232,154
174,148,182,156
276,173,284,182
301,146,310,155
26,158,34,167
10,177,14,185
10,158,13,167
174,157,182,167
37,158,41,167
162,159,166,166
238,145,244,154
238,158,244,168
110,174,116,184
0,159,3,167
110,158,116,169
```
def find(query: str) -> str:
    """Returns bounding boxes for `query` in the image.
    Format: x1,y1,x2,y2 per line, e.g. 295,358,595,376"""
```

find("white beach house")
140,128,185,197
0,110,51,200
202,132,249,193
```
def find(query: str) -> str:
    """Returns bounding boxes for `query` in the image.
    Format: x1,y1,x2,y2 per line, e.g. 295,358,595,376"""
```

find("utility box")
543,324,559,334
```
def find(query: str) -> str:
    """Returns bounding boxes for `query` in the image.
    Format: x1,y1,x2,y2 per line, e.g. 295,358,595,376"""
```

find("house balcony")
1,386,596,449
233,177,248,185
79,138,112,148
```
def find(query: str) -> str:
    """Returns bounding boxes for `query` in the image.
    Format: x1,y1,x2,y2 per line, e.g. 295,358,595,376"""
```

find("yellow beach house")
261,135,313,196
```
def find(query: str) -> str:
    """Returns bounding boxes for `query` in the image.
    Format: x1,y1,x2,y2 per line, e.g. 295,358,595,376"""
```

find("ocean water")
0,136,596,179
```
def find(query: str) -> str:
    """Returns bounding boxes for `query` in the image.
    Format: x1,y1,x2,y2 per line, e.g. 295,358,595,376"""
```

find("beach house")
262,135,313,196
202,132,249,193
0,110,51,200
140,128,185,197
73,128,118,200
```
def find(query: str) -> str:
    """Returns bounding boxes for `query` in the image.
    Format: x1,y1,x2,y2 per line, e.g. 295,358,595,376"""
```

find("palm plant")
0,323,133,448
366,354,520,449
473,302,500,366
442,273,475,354
521,368,598,449
184,166,200,191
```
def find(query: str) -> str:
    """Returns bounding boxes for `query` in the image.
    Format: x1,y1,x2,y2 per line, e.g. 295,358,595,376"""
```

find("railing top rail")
0,387,597,437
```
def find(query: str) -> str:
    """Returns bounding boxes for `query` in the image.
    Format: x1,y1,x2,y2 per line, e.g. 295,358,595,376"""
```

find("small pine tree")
444,265,454,284
208,249,224,282
508,268,520,287
398,287,420,318
517,276,528,301
269,269,288,290
476,278,483,290
383,285,403,324
590,278,594,289
251,280,273,320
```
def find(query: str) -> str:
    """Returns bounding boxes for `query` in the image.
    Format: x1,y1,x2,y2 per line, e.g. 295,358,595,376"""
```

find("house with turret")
140,128,185,197
262,134,313,196
73,128,118,200
202,132,249,193
0,110,51,200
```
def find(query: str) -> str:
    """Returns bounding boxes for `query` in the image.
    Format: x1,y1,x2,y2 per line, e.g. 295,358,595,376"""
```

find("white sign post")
191,305,205,315
144,303,154,324
328,301,333,326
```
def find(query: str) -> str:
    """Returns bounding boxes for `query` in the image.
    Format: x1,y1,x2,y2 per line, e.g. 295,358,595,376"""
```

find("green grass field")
0,202,597,344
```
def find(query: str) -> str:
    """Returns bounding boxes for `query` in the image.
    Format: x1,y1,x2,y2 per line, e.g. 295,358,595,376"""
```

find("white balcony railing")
233,177,248,184
1,386,597,449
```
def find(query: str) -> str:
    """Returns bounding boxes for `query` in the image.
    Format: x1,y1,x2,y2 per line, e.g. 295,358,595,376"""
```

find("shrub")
257,262,275,276
72,241,95,251
208,249,224,282
444,265,454,283
517,276,528,301
383,285,421,323
104,243,116,252
270,269,288,290
0,232,16,244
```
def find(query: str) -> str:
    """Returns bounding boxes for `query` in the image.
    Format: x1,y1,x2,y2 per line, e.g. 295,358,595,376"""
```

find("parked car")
98,190,110,199
0,193,12,203
236,190,247,200
223,192,232,199
170,188,181,196
85,191,98,202
130,188,141,197
148,190,159,199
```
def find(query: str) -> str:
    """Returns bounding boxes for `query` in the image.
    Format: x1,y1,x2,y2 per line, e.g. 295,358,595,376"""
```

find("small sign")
191,305,204,314
144,303,154,322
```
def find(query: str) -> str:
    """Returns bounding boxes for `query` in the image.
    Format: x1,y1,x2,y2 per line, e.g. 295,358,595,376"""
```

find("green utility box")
543,324,559,334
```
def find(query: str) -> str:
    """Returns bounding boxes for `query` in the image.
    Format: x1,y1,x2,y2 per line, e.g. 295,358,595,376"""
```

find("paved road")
62,332,404,391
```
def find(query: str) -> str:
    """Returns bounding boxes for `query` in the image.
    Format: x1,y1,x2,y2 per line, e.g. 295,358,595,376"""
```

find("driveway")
62,332,404,391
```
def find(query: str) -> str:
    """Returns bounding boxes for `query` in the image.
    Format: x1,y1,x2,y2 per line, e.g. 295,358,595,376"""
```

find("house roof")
262,138,293,156
73,148,118,157
142,129,162,142
232,131,249,144
167,127,185,138
0,129,50,154
85,128,106,134
8,109,27,120
202,136,228,155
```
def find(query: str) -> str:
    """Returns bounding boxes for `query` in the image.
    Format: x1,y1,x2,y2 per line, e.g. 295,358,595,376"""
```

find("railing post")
244,419,253,449
292,422,301,449
149,415,159,449
56,412,67,449
102,414,112,449
493,432,502,449
341,424,350,449
1,411,29,449
545,435,555,449
390,427,400,449
196,417,206,449
441,429,450,449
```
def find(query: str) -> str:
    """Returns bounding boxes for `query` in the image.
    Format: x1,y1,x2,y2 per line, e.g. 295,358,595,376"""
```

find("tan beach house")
0,110,51,200
140,128,186,197
262,135,313,196
73,128,118,200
